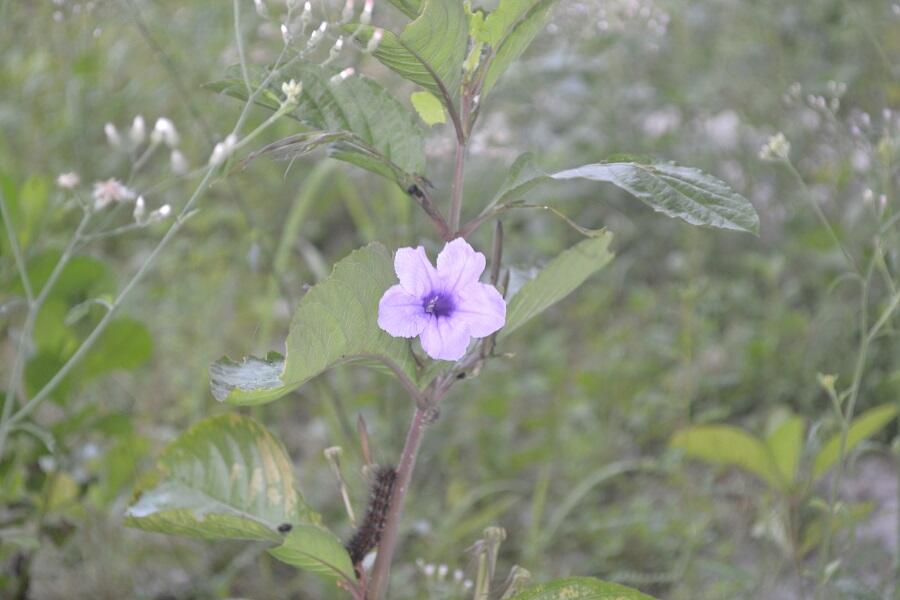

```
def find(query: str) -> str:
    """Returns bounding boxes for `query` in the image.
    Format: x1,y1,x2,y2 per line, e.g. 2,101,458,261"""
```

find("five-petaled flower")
378,238,506,361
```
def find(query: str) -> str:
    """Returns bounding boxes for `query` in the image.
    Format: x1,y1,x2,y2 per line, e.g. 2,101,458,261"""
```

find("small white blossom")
281,23,292,44
104,122,121,147
366,28,383,53
92,178,135,210
151,117,179,147
308,21,327,48
463,579,473,590
281,79,303,104
758,132,790,161
170,150,188,175
209,134,238,166
341,0,355,23
130,115,146,145
330,67,354,85
437,564,448,581
56,172,80,189
453,569,464,584
149,204,172,223
360,0,373,24
133,196,146,223
254,0,268,18
423,564,436,578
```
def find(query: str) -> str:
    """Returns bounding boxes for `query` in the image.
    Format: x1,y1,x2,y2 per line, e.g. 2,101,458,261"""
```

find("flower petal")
419,317,471,361
454,282,506,338
436,238,486,293
377,285,429,338
394,246,439,297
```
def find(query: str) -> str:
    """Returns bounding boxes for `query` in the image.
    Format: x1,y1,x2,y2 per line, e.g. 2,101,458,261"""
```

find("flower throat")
423,293,454,318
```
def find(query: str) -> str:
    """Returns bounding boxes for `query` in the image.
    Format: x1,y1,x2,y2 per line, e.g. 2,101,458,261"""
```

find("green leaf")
671,425,783,489
411,91,447,125
11,252,116,302
207,63,425,182
386,0,422,18
509,576,657,599
125,414,316,541
812,403,897,481
488,152,551,210
765,413,805,486
268,524,355,582
347,0,468,105
82,317,153,378
480,0,559,96
501,231,614,339
213,243,419,405
552,162,759,235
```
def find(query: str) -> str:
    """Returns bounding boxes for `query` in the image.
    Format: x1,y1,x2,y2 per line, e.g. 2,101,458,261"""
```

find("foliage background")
1,0,900,598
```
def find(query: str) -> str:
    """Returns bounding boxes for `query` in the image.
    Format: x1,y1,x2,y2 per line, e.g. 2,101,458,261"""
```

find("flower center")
422,292,454,318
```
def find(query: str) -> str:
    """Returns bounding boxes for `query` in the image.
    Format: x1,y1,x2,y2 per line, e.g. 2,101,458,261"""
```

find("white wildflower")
437,564,448,581
366,28,383,53
151,117,179,147
453,569,464,584
209,134,238,166
56,172,80,189
281,79,303,104
360,0,373,24
130,115,146,145
341,0,354,23
330,67,354,85
170,150,188,175
104,122,121,147
423,564,436,578
254,0,268,18
92,178,135,210
758,132,790,161
308,21,327,48
133,196,146,223
149,204,172,223
281,23,292,44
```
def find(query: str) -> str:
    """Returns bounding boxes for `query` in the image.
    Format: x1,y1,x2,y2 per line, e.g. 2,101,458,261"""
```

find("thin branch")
0,188,33,302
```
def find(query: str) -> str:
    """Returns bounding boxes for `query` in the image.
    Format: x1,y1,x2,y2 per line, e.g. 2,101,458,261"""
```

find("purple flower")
378,238,506,361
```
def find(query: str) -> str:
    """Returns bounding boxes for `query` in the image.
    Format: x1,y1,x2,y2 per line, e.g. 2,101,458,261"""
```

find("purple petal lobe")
436,238,486,293
419,317,471,361
377,285,429,338
455,282,506,338
394,246,438,297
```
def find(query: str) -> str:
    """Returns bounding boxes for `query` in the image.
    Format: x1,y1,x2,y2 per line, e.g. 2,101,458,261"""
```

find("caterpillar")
345,465,397,568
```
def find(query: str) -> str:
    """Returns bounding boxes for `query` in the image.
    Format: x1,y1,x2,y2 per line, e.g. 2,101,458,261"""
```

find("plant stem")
448,141,466,234
0,188,34,303
367,405,430,600
0,209,91,458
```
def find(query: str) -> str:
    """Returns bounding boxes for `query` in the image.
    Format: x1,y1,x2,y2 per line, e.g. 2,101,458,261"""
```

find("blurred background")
2,0,900,598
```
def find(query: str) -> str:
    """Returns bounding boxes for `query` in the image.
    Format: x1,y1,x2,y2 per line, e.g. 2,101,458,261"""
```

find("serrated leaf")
347,0,468,105
481,0,559,96
411,91,446,125
509,576,657,599
501,231,614,339
671,425,782,489
207,63,425,182
125,414,315,541
268,525,355,582
553,162,759,234
765,414,805,486
812,403,897,481
213,243,419,406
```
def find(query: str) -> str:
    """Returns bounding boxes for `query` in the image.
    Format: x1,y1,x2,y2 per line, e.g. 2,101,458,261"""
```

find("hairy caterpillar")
345,465,397,567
